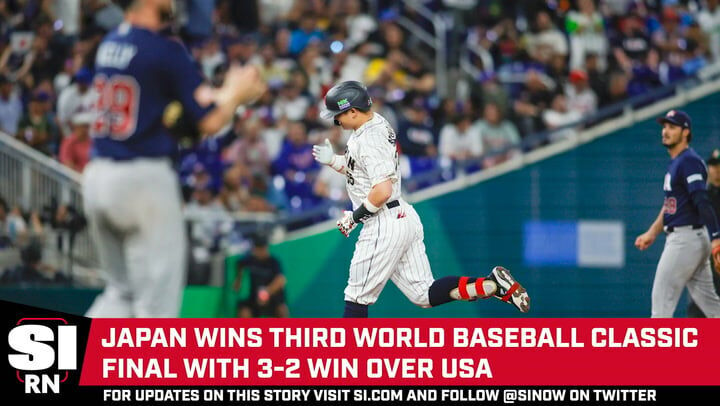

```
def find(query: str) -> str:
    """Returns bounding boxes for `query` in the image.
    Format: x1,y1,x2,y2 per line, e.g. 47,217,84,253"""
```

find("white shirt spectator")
57,82,96,137
439,121,484,160
262,127,286,161
272,91,310,122
565,82,598,116
566,4,608,69
543,94,583,142
698,1,720,62
345,1,378,49
0,85,22,135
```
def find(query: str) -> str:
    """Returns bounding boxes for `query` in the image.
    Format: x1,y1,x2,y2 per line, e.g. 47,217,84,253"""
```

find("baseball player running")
83,0,266,317
635,110,720,318
314,81,530,317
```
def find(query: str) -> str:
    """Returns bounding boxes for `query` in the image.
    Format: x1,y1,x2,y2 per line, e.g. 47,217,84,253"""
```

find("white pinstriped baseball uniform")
342,113,435,306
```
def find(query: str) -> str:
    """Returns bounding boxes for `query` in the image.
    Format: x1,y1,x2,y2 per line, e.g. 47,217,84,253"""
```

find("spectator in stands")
397,98,437,159
584,52,609,106
566,69,598,116
513,69,555,136
624,47,663,97
652,6,685,66
272,82,310,122
0,74,22,135
611,9,651,66
59,112,92,172
1,238,69,286
547,52,570,91
473,71,510,117
251,43,293,90
524,10,568,65
298,41,332,99
222,117,271,177
15,90,57,156
396,97,438,181
606,69,630,105
219,163,251,212
0,31,38,89
474,102,521,167
233,232,288,318
368,86,398,130
289,14,325,56
543,93,583,142
439,114,484,162
56,67,94,138
272,121,319,211
246,173,282,213
566,0,608,70
698,0,720,62
343,0,378,49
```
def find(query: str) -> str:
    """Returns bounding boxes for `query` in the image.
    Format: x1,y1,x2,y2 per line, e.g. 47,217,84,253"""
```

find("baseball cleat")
487,266,530,313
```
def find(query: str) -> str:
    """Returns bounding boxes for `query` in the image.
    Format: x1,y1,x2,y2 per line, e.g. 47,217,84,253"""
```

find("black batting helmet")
321,81,372,121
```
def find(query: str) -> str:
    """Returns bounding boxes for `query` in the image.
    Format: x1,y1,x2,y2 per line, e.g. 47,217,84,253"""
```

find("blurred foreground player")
84,0,266,317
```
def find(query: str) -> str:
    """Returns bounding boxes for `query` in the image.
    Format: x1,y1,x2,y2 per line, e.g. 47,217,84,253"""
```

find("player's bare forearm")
647,206,665,238
199,65,267,135
266,275,286,296
368,180,393,207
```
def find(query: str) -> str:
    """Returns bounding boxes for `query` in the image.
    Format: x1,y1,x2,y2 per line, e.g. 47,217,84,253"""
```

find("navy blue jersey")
663,148,708,227
91,23,213,160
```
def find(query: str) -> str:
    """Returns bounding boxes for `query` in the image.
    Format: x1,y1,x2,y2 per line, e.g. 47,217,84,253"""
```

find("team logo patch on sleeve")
686,173,704,184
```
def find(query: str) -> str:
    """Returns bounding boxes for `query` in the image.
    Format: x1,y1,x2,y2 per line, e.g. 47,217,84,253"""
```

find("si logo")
8,318,77,394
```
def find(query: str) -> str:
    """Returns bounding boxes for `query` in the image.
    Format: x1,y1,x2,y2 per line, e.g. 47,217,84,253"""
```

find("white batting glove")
337,211,357,237
312,138,335,165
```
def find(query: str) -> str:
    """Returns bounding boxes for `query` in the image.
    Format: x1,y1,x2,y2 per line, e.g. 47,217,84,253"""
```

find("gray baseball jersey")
341,113,434,306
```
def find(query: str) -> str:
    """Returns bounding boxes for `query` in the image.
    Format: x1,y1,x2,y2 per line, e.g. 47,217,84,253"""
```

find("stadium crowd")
1,0,719,229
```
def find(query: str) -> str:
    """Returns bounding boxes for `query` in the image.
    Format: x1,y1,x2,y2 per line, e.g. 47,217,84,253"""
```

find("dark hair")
686,129,692,143
113,0,136,10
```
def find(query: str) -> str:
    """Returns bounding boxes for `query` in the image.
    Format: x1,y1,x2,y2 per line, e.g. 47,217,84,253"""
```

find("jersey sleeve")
358,132,398,187
682,157,708,194
164,39,214,123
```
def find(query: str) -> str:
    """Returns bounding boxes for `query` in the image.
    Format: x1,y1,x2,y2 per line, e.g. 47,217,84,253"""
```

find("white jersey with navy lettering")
340,113,435,307
344,113,402,209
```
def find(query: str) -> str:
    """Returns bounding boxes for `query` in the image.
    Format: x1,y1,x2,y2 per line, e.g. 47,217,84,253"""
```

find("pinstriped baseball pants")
344,199,434,307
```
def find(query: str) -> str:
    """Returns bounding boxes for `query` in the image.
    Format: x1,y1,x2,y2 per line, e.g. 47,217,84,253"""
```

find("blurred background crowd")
3,0,720,287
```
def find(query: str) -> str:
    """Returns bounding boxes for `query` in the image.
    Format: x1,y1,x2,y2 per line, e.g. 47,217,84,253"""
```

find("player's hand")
257,288,270,305
312,139,335,165
634,232,656,251
220,65,267,106
712,240,720,275
337,211,357,237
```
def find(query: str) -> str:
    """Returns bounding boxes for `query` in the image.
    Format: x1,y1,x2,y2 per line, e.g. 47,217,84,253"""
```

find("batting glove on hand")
312,139,335,165
337,211,357,237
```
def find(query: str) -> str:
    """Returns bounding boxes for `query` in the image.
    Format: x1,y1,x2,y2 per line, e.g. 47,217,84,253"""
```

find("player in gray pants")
635,110,720,318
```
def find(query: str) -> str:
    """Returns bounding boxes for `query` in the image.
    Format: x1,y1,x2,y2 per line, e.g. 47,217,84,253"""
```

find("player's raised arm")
199,64,267,135
164,38,266,136
635,206,664,250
